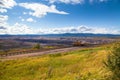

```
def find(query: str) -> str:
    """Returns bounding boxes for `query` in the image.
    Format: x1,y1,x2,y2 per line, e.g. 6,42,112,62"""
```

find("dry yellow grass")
0,46,110,80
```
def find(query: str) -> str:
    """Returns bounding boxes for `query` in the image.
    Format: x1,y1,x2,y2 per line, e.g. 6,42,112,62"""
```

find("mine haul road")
0,47,81,60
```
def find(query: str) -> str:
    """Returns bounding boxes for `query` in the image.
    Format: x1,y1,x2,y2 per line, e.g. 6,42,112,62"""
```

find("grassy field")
0,46,110,80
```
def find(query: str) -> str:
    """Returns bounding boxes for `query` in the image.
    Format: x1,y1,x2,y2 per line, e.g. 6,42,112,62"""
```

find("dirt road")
0,47,80,60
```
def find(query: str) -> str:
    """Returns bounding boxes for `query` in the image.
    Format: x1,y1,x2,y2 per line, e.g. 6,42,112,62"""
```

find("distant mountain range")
0,33,120,38
41,33,120,37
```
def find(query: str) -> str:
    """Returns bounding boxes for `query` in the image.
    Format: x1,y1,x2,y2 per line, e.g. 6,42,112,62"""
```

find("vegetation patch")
0,46,111,80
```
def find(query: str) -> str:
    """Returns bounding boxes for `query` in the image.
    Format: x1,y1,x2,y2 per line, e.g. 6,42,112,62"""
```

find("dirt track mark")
0,47,80,60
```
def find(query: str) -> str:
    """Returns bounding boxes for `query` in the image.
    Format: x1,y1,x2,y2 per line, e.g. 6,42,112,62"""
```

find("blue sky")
0,0,120,34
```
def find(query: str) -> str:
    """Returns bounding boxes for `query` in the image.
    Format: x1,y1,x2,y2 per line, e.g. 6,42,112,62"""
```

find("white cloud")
7,23,35,34
26,18,35,22
0,25,120,34
0,15,8,30
0,15,8,22
44,26,93,34
48,0,107,4
98,0,107,2
36,26,120,34
0,15,36,34
89,0,107,3
0,26,6,29
23,12,27,15
21,19,25,22
19,17,35,22
0,15,119,35
0,15,8,34
18,16,25,21
0,17,119,35
0,22,36,34
0,8,7,13
19,3,69,18
0,0,16,13
48,0,84,4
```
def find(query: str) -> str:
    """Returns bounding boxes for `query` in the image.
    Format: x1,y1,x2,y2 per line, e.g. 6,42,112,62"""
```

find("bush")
73,41,83,46
33,43,41,49
104,42,120,80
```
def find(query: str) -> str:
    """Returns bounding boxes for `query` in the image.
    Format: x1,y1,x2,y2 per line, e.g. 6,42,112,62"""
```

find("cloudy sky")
0,0,120,34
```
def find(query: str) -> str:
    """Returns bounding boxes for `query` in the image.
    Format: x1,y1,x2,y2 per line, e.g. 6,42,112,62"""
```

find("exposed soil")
0,47,80,60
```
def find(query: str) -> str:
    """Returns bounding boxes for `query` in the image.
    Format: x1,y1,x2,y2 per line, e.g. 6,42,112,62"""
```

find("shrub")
73,41,83,46
33,43,41,49
104,42,120,80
